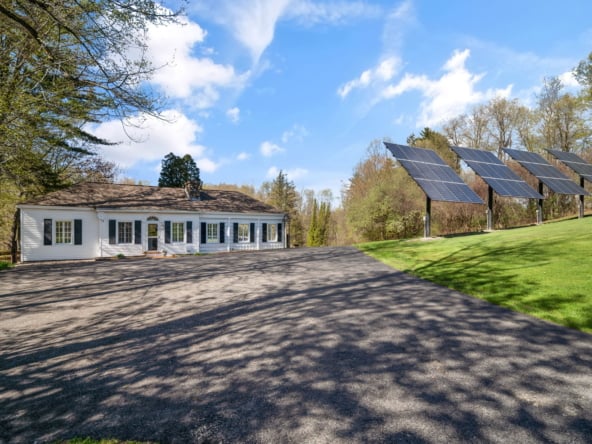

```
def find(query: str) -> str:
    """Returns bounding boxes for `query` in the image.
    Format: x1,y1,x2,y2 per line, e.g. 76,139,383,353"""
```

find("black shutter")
134,220,142,244
219,222,225,243
278,223,282,243
233,223,239,243
74,219,82,245
44,219,52,245
250,223,255,243
186,221,193,244
164,221,171,244
200,222,206,244
109,219,116,244
262,223,267,243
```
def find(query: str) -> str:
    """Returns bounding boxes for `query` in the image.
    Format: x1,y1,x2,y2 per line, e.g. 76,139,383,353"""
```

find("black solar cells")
384,142,483,204
451,146,542,199
548,149,592,182
503,148,589,195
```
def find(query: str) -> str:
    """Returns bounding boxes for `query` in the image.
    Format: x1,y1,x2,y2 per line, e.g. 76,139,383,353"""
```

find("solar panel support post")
580,177,585,219
487,185,494,231
537,181,544,225
424,197,431,238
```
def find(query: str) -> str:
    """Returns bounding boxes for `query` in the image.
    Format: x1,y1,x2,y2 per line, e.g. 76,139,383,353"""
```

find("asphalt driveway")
1,247,591,443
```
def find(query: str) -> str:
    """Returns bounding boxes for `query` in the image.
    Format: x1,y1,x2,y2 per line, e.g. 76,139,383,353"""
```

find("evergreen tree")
307,199,320,246
158,153,202,188
318,201,331,246
262,170,301,247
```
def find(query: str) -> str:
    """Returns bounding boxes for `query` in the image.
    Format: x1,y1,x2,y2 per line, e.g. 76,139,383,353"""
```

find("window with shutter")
250,223,255,243
220,222,225,243
206,223,218,243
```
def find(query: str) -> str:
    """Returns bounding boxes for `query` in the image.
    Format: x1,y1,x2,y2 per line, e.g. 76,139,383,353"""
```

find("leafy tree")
486,97,522,159
574,52,592,105
409,127,459,171
158,153,202,188
305,199,331,247
537,77,589,152
260,170,302,247
306,199,320,246
0,0,179,260
343,139,423,241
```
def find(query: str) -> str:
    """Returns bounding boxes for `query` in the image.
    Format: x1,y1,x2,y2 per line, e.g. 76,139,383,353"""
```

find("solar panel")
451,146,543,199
384,142,483,204
548,149,592,182
503,148,589,196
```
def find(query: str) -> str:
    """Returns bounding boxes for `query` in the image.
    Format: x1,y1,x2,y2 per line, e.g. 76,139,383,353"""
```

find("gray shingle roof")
22,183,284,215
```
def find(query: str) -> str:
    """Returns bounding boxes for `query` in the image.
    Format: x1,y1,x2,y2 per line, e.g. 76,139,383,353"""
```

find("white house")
18,182,287,262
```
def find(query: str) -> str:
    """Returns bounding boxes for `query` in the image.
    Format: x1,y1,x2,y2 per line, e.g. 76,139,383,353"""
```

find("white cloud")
260,141,285,157
226,107,241,123
338,56,402,98
191,0,381,64
382,0,415,53
266,166,308,180
204,0,292,64
144,13,249,103
281,124,309,143
90,110,219,173
380,49,512,127
237,152,250,160
286,1,381,25
196,158,219,173
559,70,580,88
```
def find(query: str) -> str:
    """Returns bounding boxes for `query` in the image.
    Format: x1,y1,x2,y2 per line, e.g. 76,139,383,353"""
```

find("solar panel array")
384,142,483,204
451,146,543,199
503,148,589,195
547,149,592,182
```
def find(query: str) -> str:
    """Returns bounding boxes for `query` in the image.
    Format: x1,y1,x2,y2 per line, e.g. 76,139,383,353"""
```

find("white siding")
20,206,285,262
21,208,98,262
98,212,202,257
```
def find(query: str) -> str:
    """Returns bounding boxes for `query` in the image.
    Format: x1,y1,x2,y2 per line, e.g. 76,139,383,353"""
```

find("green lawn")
359,217,592,333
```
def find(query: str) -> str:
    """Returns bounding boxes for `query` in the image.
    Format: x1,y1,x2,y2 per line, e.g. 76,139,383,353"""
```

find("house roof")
21,182,284,215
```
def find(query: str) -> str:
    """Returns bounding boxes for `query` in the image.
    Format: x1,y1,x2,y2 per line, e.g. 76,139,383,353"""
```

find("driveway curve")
1,247,591,443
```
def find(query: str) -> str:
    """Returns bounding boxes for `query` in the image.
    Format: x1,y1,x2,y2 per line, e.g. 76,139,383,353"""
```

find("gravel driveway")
1,247,591,443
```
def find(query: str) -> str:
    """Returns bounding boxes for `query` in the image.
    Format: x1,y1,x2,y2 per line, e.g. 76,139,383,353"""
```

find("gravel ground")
1,247,591,443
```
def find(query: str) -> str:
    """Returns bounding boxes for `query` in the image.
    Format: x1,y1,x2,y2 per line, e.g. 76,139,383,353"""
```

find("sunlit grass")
359,217,592,333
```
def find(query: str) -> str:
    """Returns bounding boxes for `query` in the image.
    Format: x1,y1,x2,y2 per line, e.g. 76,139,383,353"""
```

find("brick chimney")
184,180,202,200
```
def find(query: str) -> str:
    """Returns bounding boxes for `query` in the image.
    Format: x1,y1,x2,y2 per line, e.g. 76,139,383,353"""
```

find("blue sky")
92,0,592,201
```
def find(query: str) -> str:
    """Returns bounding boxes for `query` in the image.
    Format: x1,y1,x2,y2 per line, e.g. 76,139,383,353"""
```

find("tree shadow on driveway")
1,247,591,443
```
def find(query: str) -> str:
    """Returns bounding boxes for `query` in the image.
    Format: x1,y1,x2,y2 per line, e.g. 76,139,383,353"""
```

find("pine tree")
158,153,202,188
307,199,320,246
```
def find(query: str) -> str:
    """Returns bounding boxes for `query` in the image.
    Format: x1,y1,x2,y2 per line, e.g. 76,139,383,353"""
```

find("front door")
147,223,158,251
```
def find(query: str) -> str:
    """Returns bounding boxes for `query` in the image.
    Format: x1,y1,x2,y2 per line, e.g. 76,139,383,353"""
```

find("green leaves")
158,152,202,188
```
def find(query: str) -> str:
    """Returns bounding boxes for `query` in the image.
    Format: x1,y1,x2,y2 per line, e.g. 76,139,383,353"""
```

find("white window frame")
268,223,278,242
118,221,133,244
55,220,72,244
172,222,184,243
207,223,218,243
238,223,250,243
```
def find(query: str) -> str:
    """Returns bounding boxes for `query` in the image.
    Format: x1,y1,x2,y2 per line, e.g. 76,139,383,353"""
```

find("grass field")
359,217,592,333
